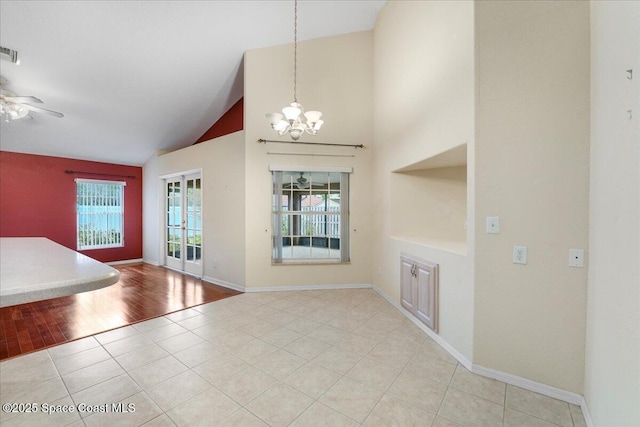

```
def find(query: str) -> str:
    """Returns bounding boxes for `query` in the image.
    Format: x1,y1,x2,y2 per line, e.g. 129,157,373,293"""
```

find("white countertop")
0,237,120,307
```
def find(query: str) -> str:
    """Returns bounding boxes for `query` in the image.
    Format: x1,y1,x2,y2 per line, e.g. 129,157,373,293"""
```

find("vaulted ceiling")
0,1,384,166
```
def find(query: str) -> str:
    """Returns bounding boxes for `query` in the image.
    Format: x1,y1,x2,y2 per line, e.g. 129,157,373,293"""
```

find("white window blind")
76,179,125,250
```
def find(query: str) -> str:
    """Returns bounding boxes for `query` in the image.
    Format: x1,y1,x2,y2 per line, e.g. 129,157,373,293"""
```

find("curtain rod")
65,170,136,179
267,152,355,157
258,139,365,149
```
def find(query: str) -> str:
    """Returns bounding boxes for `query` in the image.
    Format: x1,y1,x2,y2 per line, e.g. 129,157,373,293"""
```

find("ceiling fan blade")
5,96,43,104
23,104,64,118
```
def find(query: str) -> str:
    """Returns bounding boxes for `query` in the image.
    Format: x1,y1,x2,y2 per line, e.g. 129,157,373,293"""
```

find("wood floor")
0,263,241,361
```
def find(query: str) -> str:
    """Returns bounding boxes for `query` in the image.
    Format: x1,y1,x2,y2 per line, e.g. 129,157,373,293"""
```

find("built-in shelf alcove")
390,143,468,255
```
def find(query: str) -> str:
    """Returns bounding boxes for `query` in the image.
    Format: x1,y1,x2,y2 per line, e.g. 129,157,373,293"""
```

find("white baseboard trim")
142,258,161,266
372,285,473,370
580,395,595,427
372,284,592,423
243,283,372,293
471,364,583,405
200,278,372,294
106,258,144,266
202,276,245,293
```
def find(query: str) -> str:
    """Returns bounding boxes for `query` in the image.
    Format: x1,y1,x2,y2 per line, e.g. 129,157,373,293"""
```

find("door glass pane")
165,175,202,272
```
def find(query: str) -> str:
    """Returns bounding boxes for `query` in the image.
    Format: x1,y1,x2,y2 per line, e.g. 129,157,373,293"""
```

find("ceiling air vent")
0,46,20,64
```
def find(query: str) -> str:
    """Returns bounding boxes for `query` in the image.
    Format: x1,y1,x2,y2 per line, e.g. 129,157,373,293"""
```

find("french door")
165,173,202,277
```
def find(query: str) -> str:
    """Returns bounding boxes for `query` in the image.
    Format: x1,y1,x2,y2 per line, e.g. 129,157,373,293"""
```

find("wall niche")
390,143,467,254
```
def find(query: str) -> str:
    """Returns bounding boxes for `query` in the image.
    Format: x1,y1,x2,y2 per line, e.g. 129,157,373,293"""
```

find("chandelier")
266,0,323,141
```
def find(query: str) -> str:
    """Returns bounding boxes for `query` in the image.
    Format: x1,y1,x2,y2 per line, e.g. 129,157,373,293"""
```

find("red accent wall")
0,151,142,263
194,97,243,144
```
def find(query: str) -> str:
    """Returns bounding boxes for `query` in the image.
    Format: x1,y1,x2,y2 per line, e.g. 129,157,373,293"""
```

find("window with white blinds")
76,179,125,250
272,169,350,263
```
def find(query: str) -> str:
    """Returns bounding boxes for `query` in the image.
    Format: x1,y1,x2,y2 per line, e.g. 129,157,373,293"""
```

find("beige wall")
391,166,467,248
473,1,590,393
372,0,475,360
373,0,475,173
142,131,246,287
585,1,640,425
242,31,374,288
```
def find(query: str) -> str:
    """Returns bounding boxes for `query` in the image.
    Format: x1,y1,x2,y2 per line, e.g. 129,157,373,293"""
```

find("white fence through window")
300,205,341,237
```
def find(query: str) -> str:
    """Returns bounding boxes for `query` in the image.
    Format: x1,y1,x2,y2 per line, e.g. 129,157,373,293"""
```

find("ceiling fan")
0,77,64,122
296,172,309,189
282,172,311,190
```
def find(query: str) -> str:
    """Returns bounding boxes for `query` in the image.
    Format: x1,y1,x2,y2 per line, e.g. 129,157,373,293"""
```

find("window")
76,179,125,250
272,168,350,263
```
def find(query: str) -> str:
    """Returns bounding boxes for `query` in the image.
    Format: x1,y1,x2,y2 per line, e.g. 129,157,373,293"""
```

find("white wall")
585,1,640,425
143,131,246,287
242,31,374,288
473,1,590,393
372,0,475,360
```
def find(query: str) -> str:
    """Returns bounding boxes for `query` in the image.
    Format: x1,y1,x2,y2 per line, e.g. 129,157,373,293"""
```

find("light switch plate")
513,246,527,264
486,217,500,234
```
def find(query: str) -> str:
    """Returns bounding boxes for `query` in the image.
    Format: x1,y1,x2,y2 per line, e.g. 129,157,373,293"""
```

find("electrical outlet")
569,249,584,267
513,246,527,264
486,216,500,234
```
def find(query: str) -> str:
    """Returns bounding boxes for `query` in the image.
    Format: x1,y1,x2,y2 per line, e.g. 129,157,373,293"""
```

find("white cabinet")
400,254,439,333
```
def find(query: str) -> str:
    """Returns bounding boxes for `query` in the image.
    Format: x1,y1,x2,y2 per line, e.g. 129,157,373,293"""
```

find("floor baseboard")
243,283,372,293
202,279,374,293
471,364,583,405
202,276,244,292
106,258,144,266
580,395,595,427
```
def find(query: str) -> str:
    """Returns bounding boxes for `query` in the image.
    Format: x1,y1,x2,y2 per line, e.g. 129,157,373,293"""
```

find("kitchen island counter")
0,237,119,307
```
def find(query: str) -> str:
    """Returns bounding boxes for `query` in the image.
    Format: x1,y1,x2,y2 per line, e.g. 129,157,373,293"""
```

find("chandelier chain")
293,0,297,103
265,0,322,140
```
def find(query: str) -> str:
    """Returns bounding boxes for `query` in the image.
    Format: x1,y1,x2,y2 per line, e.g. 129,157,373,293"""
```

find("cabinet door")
415,262,438,332
400,259,415,313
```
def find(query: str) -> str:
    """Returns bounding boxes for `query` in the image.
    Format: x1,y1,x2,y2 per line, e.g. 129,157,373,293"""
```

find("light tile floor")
0,289,587,427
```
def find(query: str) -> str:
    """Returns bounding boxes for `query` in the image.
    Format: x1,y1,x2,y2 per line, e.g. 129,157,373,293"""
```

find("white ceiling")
0,1,385,166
